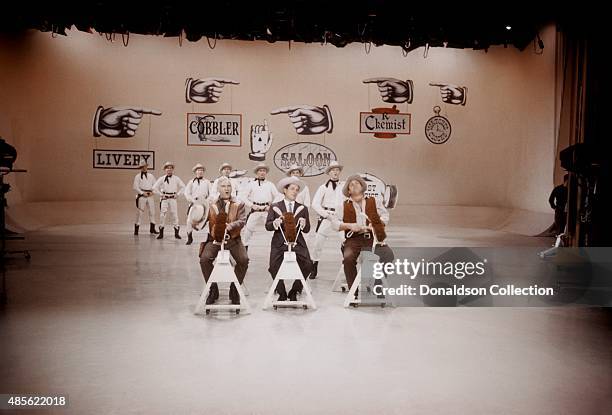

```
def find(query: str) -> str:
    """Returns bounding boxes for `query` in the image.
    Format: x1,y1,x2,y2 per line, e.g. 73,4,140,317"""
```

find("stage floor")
1,224,610,414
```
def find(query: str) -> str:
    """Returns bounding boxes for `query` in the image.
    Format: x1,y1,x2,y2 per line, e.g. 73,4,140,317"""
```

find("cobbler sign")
187,113,242,146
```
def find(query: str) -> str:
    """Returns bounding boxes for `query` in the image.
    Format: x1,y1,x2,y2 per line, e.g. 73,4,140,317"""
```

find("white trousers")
311,217,343,261
135,195,156,226
241,211,268,246
160,198,179,228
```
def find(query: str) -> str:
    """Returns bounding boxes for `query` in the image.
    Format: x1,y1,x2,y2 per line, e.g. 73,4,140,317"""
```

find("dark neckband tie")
326,179,338,190
255,178,264,186
195,178,201,185
164,175,170,184
141,172,146,180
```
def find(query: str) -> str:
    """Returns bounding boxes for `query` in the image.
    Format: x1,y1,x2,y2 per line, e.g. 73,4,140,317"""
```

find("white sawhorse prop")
195,235,250,316
332,264,350,292
263,206,317,311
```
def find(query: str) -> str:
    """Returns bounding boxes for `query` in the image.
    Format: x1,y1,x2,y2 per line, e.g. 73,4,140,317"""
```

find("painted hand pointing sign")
185,77,240,103
363,77,414,103
270,105,333,135
429,83,467,105
93,106,162,138
249,120,273,161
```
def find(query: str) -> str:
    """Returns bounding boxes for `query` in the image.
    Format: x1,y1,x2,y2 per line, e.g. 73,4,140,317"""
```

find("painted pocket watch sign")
425,106,452,144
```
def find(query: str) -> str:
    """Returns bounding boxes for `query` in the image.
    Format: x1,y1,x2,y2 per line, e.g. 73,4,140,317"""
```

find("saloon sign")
93,150,155,169
359,105,411,139
273,142,337,177
187,112,242,146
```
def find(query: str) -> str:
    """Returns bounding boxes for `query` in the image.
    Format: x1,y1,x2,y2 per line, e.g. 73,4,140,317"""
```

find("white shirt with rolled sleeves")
153,175,186,197
311,180,345,218
330,197,390,232
240,178,281,246
240,179,281,209
184,177,211,204
133,172,156,195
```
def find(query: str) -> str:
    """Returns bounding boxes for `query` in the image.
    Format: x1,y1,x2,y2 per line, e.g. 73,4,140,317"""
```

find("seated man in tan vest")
331,175,394,296
199,177,249,305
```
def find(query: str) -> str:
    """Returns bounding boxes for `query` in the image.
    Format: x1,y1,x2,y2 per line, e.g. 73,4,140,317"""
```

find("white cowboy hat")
253,163,270,174
277,176,305,193
138,160,148,168
187,202,210,230
218,162,232,173
325,160,343,174
343,174,367,198
163,161,175,169
286,164,304,176
192,163,206,173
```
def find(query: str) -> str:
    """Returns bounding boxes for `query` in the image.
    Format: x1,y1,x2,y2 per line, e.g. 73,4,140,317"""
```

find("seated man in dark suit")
265,176,313,301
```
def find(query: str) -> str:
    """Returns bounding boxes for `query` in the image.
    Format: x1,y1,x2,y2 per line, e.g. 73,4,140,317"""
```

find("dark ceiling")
0,1,573,52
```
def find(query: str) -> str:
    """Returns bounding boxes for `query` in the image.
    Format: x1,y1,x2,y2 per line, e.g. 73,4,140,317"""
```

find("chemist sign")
187,112,242,147
93,150,155,170
359,108,411,138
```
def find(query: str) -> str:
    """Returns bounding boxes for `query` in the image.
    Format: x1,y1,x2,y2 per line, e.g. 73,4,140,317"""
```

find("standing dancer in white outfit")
310,160,345,278
240,163,280,252
133,160,158,235
153,161,186,240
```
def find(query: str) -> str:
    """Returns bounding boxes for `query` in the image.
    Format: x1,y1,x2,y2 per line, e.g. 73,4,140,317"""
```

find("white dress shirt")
312,179,345,218
153,174,186,196
133,172,157,195
241,178,281,209
184,177,211,203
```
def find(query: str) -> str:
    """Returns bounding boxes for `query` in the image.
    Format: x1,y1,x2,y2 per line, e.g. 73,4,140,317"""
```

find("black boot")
206,283,219,305
309,261,318,279
229,283,240,305
150,223,159,234
156,227,164,239
174,227,181,240
276,281,288,301
186,232,193,245
134,224,139,235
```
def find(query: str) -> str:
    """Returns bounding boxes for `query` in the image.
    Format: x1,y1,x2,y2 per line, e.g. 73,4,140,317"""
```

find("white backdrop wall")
0,25,556,214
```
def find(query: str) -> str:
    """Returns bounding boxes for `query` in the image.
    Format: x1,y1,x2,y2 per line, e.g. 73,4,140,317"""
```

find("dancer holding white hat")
310,160,345,278
132,160,158,236
184,163,211,245
153,161,185,240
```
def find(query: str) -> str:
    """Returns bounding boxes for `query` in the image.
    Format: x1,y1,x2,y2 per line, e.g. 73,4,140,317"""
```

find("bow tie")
164,175,172,184
140,172,147,180
255,178,264,186
326,179,339,190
